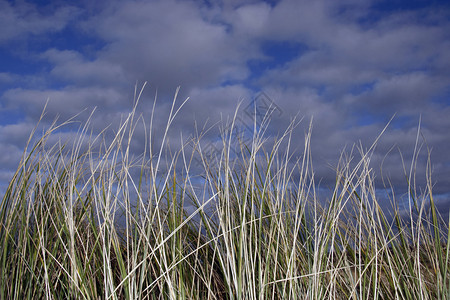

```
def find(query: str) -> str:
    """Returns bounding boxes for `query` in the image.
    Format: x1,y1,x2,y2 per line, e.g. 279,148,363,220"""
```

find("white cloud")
0,123,35,149
345,72,448,116
234,2,272,36
0,0,80,44
3,86,127,123
0,72,17,84
41,49,128,87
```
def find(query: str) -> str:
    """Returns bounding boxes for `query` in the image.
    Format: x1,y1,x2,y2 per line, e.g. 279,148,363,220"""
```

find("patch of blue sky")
45,26,105,59
27,0,56,8
0,48,49,78
258,0,279,8
390,115,416,129
356,0,450,28
353,111,381,127
431,86,450,106
346,105,387,128
219,78,244,88
0,108,25,126
372,0,450,12
351,109,413,129
246,40,308,88
0,24,104,91
0,49,54,94
349,82,376,96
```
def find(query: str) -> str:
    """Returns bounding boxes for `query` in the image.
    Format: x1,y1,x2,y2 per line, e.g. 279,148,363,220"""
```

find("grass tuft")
1,88,448,299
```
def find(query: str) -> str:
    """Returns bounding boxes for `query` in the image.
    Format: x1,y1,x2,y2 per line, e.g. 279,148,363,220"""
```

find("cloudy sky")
1,0,449,217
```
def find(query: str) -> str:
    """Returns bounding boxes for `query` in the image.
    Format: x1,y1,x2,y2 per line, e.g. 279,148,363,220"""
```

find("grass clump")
1,87,448,299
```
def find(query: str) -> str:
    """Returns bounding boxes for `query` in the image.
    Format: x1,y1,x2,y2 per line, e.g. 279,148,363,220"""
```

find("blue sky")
1,0,450,217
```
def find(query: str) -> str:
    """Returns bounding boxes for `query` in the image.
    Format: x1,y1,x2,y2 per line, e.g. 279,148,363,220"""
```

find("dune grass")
1,88,448,299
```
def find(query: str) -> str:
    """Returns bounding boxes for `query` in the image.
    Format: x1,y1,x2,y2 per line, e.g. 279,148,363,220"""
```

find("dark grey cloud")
80,0,252,93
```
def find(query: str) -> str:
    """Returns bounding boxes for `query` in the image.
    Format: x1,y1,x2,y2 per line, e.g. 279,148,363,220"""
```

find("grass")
1,86,449,299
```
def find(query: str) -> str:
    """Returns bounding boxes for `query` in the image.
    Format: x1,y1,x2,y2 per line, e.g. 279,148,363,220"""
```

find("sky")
1,0,449,218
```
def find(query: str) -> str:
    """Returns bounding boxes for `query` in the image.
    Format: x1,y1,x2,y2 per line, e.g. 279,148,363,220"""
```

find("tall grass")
1,87,448,299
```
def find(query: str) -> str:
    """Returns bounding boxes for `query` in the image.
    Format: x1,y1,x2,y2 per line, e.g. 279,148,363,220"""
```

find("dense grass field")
1,91,449,299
